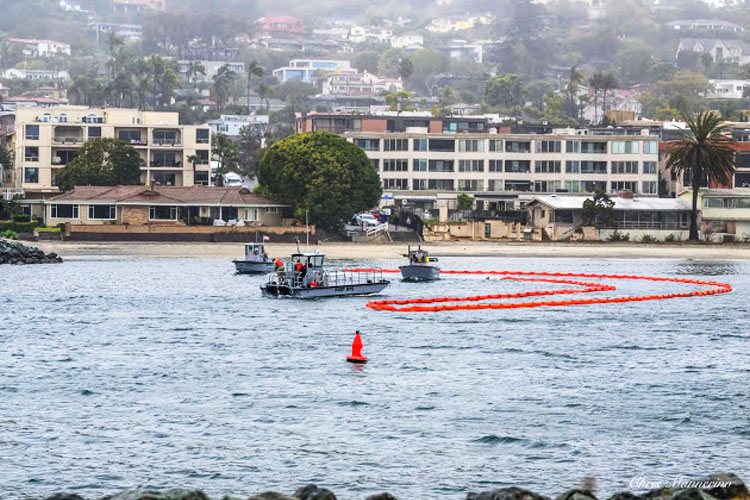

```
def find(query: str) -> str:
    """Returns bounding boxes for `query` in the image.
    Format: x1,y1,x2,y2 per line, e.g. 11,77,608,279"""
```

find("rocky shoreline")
37,473,750,500
0,238,62,265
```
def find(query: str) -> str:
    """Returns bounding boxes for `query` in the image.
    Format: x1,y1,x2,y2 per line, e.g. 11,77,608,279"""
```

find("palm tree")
245,60,264,115
566,66,585,119
600,72,618,121
187,154,199,186
665,111,736,241
212,64,238,113
588,71,604,124
186,61,206,89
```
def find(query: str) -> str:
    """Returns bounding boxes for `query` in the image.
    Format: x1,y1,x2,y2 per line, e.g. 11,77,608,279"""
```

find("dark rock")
293,485,336,500
47,252,58,259
607,492,643,500
246,493,300,500
557,490,597,500
467,487,552,500
43,494,86,500
671,489,715,500
102,489,210,500
700,473,749,500
365,494,398,500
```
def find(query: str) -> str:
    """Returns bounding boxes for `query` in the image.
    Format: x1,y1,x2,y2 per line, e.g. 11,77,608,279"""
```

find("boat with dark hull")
400,246,440,281
261,252,389,298
233,242,275,274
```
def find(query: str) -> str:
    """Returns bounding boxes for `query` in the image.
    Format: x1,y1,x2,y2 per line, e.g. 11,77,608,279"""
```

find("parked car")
356,212,380,227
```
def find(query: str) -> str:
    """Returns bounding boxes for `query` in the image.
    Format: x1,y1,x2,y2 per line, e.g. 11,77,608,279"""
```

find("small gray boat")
400,246,440,281
261,252,389,298
234,242,276,274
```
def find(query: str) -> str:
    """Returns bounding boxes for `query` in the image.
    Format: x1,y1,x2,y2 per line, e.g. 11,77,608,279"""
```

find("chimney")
618,190,634,199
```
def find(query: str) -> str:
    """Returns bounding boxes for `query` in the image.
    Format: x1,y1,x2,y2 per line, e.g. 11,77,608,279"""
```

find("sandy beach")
30,240,750,260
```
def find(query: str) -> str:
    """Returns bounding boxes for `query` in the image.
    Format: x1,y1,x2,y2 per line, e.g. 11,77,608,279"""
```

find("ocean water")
1,256,748,500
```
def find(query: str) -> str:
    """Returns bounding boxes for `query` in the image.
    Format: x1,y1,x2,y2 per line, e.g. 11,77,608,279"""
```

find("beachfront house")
44,185,289,227
527,193,691,241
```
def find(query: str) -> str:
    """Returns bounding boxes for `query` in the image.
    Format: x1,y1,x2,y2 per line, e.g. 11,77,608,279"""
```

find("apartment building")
297,113,660,209
7,38,71,58
272,59,353,83
12,107,211,200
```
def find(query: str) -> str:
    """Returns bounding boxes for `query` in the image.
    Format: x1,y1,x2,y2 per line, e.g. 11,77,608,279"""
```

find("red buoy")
346,331,368,364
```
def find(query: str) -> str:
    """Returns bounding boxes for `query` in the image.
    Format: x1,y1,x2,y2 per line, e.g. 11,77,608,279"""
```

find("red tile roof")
48,185,289,206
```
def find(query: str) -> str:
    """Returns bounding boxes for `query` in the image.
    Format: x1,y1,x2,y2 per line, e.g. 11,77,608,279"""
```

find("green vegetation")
582,190,615,227
36,227,62,233
641,234,655,242
257,132,381,230
665,233,676,242
457,194,475,211
1,229,19,240
212,132,240,185
608,230,630,242
57,138,143,192
665,111,737,241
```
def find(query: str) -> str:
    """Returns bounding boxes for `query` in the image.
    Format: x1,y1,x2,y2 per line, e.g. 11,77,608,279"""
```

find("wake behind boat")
261,252,389,298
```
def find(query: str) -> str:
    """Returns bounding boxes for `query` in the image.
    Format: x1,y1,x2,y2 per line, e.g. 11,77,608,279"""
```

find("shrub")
641,234,655,242
11,213,31,223
1,229,20,240
608,230,630,241
36,227,62,233
665,233,675,242
0,221,39,233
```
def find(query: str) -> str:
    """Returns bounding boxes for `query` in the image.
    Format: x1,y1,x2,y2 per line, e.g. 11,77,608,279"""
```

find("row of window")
373,159,658,174
356,138,659,154
23,148,209,165
24,168,210,186
25,125,210,144
381,179,658,193
49,204,278,221
703,197,750,209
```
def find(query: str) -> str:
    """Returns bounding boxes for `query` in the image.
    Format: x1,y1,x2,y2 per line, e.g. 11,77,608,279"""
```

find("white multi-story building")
1,69,70,81
390,34,424,48
348,27,393,44
321,71,403,96
707,79,750,99
272,59,353,83
207,115,269,139
7,38,71,57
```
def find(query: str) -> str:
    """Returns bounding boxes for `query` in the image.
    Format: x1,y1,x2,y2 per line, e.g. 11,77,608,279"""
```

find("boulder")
700,474,749,500
467,487,552,500
365,494,398,500
557,490,597,500
292,485,336,500
43,495,87,500
101,489,210,500
246,493,300,500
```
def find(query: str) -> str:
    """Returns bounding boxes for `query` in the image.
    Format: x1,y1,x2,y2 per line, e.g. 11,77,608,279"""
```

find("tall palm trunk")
690,166,702,241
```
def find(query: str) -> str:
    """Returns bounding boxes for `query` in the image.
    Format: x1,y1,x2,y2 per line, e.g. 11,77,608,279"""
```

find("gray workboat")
261,252,389,298
400,246,440,281
233,242,276,274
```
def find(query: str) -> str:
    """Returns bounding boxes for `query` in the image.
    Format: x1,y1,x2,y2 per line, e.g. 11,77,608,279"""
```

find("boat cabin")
290,252,325,270
244,242,269,262
286,252,326,287
406,247,435,266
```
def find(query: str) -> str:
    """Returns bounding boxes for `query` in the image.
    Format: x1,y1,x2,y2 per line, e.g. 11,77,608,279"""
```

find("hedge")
0,221,40,233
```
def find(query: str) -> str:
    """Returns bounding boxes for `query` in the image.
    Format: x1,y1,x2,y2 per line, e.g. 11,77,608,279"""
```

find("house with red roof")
255,16,305,37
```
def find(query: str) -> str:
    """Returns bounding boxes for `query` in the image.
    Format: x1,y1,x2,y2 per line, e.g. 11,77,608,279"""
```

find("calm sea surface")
1,256,749,500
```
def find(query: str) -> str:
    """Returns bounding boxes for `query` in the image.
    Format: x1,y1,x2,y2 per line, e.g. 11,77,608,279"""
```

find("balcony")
150,161,182,168
52,126,84,145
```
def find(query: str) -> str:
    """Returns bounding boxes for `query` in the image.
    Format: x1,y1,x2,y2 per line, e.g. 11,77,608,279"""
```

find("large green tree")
484,74,526,108
257,132,381,230
665,111,736,241
57,139,143,192
212,132,240,186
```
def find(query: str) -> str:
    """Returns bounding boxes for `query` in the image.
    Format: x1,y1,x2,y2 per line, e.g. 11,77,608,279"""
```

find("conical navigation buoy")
346,331,368,364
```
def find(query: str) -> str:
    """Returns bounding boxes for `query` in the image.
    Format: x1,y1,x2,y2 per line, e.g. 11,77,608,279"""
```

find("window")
25,125,39,140
505,160,531,173
581,180,607,192
53,150,78,165
458,159,484,172
536,140,561,153
643,141,658,154
428,179,454,190
534,180,561,192
195,171,209,185
244,208,259,221
643,161,657,174
429,139,455,152
458,139,484,152
382,159,408,171
580,161,607,174
566,141,580,153
413,138,428,151
24,167,39,183
737,153,750,169
384,138,408,151
267,207,279,213
611,141,639,154
25,147,39,162
51,169,59,186
383,178,409,190
153,129,179,145
88,205,116,220
413,178,427,190
83,114,103,124
88,126,101,138
581,142,607,154
51,204,79,218
565,180,580,192
196,150,209,163
118,130,142,143
413,159,427,171
642,181,657,194
428,160,454,172
611,181,638,193
489,139,502,152
489,160,502,172
152,152,180,167
487,180,503,191
371,159,380,171
149,205,178,220
535,160,561,173
196,129,210,144
704,198,726,208
505,180,532,191
505,141,531,153
458,179,483,191
611,161,638,174
354,138,380,151
565,161,579,173
152,172,176,186
443,120,484,133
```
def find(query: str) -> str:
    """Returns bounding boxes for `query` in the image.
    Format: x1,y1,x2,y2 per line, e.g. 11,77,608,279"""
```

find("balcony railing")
150,161,183,168
152,139,182,147
52,137,83,145
600,221,689,230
